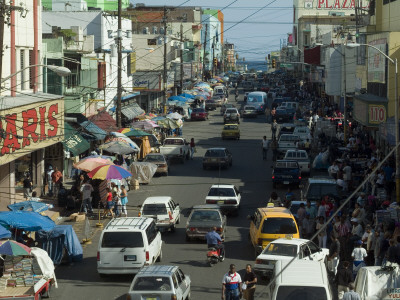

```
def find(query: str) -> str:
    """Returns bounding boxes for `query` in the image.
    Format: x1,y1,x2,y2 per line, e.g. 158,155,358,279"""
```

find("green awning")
62,123,90,156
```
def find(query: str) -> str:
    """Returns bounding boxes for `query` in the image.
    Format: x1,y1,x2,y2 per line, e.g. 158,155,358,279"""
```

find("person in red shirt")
102,188,114,218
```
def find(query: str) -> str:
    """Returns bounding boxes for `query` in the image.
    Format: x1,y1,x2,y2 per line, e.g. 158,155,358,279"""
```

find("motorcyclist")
205,227,225,258
235,90,239,101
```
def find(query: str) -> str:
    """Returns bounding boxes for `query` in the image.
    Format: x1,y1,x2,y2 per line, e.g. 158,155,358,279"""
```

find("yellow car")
221,124,240,140
248,203,300,255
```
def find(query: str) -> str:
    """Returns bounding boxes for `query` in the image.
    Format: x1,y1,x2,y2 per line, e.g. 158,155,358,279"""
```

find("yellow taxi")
221,124,240,140
248,203,300,255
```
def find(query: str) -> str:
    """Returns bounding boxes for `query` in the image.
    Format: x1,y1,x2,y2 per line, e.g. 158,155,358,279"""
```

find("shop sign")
0,99,64,166
312,0,369,9
368,105,386,124
368,38,387,84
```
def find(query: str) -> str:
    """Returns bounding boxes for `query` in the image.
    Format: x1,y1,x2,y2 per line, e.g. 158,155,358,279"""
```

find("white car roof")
210,184,235,189
143,196,172,204
267,238,310,246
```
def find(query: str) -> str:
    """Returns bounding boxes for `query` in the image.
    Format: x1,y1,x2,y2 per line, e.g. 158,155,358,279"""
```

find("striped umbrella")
0,240,31,256
87,164,132,180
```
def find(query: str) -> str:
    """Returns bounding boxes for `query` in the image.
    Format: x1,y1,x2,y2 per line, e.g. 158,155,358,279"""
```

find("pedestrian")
243,264,257,300
23,175,32,200
386,237,400,265
336,261,353,300
102,188,115,218
261,136,269,160
362,225,375,266
343,282,361,300
316,216,327,248
297,203,306,237
29,191,41,202
305,200,317,219
222,264,242,300
190,138,196,160
268,192,282,207
113,191,121,217
328,161,339,179
47,166,54,196
342,162,352,191
270,138,278,161
80,179,94,214
51,167,63,198
271,119,278,140
302,213,314,239
328,234,340,275
120,185,128,217
351,240,367,278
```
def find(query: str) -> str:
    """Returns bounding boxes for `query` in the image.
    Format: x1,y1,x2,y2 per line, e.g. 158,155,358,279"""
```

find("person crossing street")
222,264,242,300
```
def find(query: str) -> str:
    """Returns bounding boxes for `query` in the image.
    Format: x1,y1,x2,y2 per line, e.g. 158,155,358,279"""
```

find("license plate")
196,114,199,116
211,158,217,162
218,200,224,204
124,255,136,261
146,298,157,300
284,181,289,185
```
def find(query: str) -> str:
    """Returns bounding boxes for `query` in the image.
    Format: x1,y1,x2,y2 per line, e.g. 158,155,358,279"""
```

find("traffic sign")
280,63,293,68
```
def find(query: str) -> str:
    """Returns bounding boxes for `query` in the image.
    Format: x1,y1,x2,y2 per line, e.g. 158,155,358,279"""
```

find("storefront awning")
88,111,118,132
63,123,90,156
121,103,145,120
353,93,388,127
113,92,141,102
80,120,107,140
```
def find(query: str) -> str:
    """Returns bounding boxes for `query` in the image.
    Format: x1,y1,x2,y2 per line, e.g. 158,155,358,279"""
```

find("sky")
132,0,293,61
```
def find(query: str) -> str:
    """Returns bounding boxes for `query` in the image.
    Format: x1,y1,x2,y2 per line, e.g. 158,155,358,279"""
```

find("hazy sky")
133,0,293,61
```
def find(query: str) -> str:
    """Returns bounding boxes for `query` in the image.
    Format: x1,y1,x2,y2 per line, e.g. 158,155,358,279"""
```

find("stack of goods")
2,256,34,288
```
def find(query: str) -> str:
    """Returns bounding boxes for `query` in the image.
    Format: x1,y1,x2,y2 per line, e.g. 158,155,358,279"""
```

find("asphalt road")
52,90,286,300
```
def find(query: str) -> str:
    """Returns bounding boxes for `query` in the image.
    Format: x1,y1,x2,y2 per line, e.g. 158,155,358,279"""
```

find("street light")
347,42,399,203
1,64,71,83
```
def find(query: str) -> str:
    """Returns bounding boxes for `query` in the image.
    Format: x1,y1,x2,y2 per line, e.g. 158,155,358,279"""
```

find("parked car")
159,138,190,163
254,238,329,280
185,204,226,241
142,153,169,176
212,95,226,107
191,107,208,121
139,196,180,232
277,134,300,154
221,124,240,140
220,103,235,116
302,177,341,202
241,105,257,118
127,265,191,300
293,126,312,142
272,160,301,188
202,148,232,170
275,107,290,123
205,99,217,111
278,123,296,138
224,108,240,124
205,184,241,215
283,149,311,174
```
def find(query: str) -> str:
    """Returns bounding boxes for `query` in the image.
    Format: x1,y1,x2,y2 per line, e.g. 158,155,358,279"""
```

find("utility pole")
343,45,348,144
0,0,6,85
116,0,122,128
163,6,167,113
180,22,183,95
202,24,207,81
212,37,215,77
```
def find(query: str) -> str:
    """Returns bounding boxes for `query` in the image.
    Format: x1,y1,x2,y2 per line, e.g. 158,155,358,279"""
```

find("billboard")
367,38,387,84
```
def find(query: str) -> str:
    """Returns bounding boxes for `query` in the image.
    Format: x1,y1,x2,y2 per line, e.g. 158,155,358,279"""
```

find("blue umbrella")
8,201,50,213
0,211,55,231
168,96,186,101
179,93,195,99
151,116,166,121
0,225,11,239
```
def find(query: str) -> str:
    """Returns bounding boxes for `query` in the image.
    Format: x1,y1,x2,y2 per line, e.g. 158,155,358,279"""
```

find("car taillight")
257,238,263,246
146,251,150,261
171,295,177,300
299,176,302,180
190,227,196,232
217,227,223,232
206,200,217,204
272,175,275,179
255,259,262,264
126,295,132,300
97,251,100,261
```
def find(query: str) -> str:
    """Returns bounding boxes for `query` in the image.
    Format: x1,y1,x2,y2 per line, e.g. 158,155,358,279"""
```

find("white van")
268,260,332,300
97,217,163,276
214,86,227,97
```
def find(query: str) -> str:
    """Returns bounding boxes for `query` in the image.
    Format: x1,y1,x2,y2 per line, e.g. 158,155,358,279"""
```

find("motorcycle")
207,242,224,267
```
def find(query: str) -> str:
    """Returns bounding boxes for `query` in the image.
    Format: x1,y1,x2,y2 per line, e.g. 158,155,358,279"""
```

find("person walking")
343,282,361,300
51,167,63,199
328,234,340,275
351,240,367,278
113,191,121,217
297,203,306,237
190,138,196,160
316,216,327,248
270,138,278,161
47,166,54,196
243,264,257,300
271,119,278,140
120,185,128,217
23,175,32,200
80,179,94,214
222,264,242,300
336,261,353,300
102,188,115,218
302,213,314,239
262,136,270,160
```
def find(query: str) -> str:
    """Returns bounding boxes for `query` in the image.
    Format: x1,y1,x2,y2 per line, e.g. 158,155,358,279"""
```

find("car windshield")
142,204,167,215
263,243,297,257
247,95,263,103
101,232,144,248
307,184,338,198
193,108,205,113
224,125,238,130
261,218,297,234
276,286,328,300
190,210,221,222
224,104,234,108
205,150,225,157
164,139,184,145
208,187,236,197
132,276,172,291
144,155,164,162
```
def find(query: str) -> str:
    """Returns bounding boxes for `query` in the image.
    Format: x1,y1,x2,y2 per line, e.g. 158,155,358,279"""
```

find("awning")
66,113,107,140
63,123,90,156
88,111,118,132
113,92,141,102
121,103,145,120
353,93,388,127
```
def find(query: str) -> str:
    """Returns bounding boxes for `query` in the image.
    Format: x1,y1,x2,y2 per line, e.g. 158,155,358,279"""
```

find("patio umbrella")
107,132,140,149
100,141,138,155
132,120,159,130
83,155,113,160
0,211,55,231
179,93,195,99
8,201,50,213
119,129,151,137
0,240,31,256
167,112,183,119
168,96,186,101
73,157,114,172
151,116,166,122
88,164,132,180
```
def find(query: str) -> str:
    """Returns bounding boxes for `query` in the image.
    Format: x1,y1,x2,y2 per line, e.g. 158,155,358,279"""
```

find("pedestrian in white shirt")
342,162,352,191
351,240,367,277
80,179,94,214
261,136,270,160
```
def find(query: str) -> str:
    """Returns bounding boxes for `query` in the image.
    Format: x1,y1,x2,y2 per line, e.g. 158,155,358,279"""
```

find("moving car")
283,150,311,175
221,124,240,140
212,95,226,107
275,107,290,123
224,108,240,124
254,238,329,279
302,177,341,202
143,153,169,176
127,265,191,300
185,204,226,241
159,138,190,163
220,103,235,116
205,184,241,215
202,148,232,170
205,99,217,111
139,196,180,232
243,81,255,92
241,105,257,118
248,204,300,255
246,92,267,114
190,108,208,121
97,217,163,276
272,160,302,188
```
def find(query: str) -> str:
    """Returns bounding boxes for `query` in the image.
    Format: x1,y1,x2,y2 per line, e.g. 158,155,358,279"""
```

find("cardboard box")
69,213,86,222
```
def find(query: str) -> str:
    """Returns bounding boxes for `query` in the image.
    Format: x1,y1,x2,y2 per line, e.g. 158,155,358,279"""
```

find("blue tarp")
0,225,11,239
8,201,49,213
0,211,55,231
36,225,83,265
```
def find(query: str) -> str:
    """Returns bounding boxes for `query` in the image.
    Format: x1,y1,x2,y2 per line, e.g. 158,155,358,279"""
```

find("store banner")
368,38,387,84
0,99,64,166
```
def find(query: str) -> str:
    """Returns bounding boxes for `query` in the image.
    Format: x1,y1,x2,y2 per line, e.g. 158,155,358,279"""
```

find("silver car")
127,265,191,300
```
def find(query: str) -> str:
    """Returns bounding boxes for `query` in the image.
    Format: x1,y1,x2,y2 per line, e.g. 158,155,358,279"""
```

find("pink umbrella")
74,157,114,172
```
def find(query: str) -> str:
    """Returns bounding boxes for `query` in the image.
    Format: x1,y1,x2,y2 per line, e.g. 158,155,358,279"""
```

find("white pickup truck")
159,138,190,163
283,149,311,174
277,134,300,155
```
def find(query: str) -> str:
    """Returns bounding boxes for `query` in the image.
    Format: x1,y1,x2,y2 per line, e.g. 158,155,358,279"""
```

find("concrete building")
201,14,222,75
42,0,130,11
224,43,236,72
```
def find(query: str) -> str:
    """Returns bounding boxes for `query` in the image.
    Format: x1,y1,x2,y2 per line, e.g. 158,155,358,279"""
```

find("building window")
152,26,158,34
147,39,157,46
160,27,165,35
20,49,25,90
15,153,33,189
142,27,148,34
29,50,34,89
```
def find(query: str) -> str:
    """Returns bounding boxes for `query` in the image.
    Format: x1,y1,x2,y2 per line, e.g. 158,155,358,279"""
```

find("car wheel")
171,224,176,232
156,249,162,262
176,215,180,224
164,172,168,176
186,152,190,160
229,160,232,166
186,292,191,300
185,235,191,242
99,273,107,278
